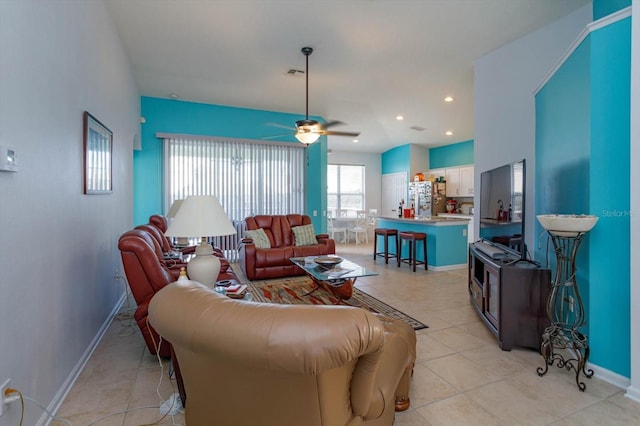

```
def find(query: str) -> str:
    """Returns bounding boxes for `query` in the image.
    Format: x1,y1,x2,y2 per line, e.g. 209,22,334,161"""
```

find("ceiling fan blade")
322,130,361,137
266,122,296,131
324,120,346,129
262,133,293,140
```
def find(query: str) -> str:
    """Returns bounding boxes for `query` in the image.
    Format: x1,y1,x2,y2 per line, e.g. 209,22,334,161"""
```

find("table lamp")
166,199,188,246
166,199,183,218
164,195,236,286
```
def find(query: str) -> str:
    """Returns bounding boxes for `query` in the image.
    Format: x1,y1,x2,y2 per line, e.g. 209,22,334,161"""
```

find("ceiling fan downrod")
302,46,313,123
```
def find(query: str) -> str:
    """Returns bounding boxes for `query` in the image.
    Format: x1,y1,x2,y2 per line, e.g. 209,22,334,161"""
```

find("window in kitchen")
328,164,365,213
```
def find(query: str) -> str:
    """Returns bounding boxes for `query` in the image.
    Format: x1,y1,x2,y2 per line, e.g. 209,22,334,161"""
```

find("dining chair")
335,209,348,218
328,211,348,243
347,210,370,245
367,209,378,240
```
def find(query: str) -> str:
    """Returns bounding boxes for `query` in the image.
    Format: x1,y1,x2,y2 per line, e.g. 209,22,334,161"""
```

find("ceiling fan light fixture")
295,131,320,145
263,47,359,143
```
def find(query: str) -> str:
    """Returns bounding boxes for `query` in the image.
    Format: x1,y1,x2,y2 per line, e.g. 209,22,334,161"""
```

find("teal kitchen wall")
429,140,474,169
381,144,411,175
135,97,328,231
535,15,631,378
381,143,431,178
594,0,631,20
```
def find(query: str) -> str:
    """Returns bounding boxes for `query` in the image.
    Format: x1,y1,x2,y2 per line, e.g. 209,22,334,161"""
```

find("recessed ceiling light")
169,93,179,100
445,131,453,136
444,96,454,103
353,139,359,143
396,115,404,121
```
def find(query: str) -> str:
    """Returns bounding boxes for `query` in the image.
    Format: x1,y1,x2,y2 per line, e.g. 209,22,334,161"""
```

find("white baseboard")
429,263,467,271
588,362,631,391
625,384,640,403
37,293,126,426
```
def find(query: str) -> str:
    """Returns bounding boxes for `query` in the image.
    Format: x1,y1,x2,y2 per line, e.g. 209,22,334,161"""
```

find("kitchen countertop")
377,216,470,226
437,213,474,219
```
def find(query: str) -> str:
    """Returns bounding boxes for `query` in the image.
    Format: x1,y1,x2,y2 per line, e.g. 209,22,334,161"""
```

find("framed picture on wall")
83,111,112,194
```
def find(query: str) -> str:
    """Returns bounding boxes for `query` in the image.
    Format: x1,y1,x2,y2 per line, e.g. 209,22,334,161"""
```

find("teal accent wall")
136,97,327,231
429,140,474,168
535,36,591,341
381,144,410,175
593,0,630,20
305,138,328,228
589,17,631,378
535,17,631,377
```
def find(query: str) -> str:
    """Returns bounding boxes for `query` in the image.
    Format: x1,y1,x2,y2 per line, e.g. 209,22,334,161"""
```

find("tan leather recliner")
148,280,416,426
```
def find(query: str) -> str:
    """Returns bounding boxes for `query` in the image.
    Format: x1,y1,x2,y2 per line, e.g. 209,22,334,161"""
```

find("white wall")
473,4,592,255
0,1,138,424
409,144,430,181
328,150,382,213
628,0,640,403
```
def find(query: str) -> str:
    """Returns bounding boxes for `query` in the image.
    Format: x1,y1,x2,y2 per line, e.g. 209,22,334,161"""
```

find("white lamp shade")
165,195,234,286
166,199,183,219
164,195,236,238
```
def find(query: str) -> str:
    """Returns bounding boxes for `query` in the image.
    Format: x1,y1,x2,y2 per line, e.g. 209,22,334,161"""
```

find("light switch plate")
0,145,18,172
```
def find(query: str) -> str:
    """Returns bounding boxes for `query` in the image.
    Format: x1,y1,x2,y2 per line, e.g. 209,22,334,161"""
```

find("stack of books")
225,284,248,299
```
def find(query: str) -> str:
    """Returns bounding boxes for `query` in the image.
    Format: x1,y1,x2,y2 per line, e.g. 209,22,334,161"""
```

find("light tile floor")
53,243,640,425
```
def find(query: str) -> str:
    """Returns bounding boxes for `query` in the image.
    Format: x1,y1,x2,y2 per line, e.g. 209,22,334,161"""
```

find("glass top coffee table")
290,256,378,302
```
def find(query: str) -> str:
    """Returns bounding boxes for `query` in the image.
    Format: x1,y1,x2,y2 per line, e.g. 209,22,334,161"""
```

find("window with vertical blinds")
162,135,306,222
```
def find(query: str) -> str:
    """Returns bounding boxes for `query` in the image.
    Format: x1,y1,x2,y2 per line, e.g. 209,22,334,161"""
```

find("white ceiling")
106,0,590,153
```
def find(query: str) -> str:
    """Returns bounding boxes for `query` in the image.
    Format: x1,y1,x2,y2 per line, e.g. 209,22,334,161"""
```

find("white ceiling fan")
267,47,361,145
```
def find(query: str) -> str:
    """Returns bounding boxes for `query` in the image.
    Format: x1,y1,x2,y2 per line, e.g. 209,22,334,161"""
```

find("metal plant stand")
537,232,593,391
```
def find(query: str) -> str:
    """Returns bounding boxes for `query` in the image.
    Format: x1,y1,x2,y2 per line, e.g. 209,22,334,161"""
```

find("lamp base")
186,242,221,287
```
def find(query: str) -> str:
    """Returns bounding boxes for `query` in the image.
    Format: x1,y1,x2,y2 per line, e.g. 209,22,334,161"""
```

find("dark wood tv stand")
468,243,551,351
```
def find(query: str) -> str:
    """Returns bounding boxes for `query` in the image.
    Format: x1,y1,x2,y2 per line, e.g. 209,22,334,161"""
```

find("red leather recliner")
137,223,173,253
133,224,185,281
118,229,175,358
119,225,243,357
239,214,336,280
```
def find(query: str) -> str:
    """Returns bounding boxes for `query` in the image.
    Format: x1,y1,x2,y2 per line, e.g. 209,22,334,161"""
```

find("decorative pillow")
244,228,271,249
292,224,317,246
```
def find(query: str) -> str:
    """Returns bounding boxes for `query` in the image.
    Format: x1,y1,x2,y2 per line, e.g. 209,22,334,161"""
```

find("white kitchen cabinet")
429,166,474,197
445,168,461,196
444,166,474,197
459,166,474,197
427,168,445,181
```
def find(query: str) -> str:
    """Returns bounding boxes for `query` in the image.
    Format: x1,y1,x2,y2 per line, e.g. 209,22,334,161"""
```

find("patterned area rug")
247,275,428,330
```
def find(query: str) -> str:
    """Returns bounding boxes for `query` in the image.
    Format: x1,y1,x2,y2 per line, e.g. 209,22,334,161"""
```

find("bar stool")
373,228,399,264
398,231,428,272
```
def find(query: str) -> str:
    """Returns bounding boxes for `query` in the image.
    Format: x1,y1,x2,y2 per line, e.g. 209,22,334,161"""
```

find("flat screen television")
478,159,527,261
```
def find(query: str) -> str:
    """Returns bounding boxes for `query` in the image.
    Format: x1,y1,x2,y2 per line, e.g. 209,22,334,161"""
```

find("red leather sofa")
238,214,335,280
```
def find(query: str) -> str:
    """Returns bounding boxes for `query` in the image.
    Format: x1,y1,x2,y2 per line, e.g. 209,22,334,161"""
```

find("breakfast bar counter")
376,216,470,270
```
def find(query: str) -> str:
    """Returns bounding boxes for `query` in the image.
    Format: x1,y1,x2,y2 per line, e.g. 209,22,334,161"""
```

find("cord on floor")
3,387,72,426
114,274,136,336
